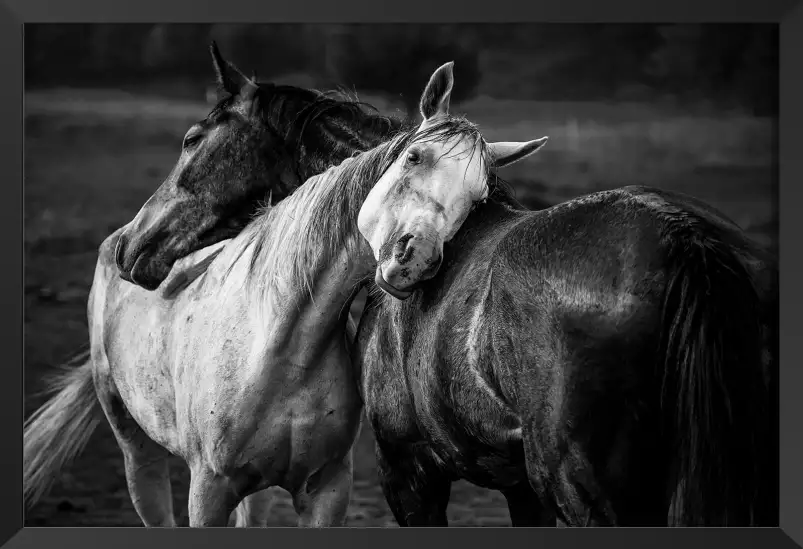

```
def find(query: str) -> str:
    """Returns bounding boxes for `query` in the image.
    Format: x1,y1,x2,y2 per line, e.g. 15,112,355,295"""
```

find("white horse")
24,166,369,526
22,42,386,527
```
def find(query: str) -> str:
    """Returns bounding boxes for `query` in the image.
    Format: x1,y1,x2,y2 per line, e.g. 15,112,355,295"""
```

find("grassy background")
24,89,777,526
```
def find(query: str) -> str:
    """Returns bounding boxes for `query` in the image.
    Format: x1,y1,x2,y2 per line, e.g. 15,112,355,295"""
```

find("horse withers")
355,62,777,526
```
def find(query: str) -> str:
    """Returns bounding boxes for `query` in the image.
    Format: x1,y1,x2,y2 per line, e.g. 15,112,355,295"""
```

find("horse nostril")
394,234,415,264
424,254,443,276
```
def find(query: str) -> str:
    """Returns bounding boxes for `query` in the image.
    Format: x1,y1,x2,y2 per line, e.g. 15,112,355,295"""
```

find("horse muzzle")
114,229,173,291
375,233,443,300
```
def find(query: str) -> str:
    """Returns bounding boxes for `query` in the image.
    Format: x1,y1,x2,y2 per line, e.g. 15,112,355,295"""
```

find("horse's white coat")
88,166,370,526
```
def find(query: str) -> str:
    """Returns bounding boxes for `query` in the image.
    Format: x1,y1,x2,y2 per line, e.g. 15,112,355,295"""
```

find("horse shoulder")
446,263,524,427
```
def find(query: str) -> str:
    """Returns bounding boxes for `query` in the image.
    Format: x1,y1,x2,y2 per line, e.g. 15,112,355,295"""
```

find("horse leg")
292,451,354,527
94,379,176,527
520,416,617,527
375,437,451,526
521,416,670,527
232,488,277,527
187,466,243,527
501,481,556,527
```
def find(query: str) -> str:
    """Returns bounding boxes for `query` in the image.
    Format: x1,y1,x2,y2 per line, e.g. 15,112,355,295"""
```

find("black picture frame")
4,1,799,546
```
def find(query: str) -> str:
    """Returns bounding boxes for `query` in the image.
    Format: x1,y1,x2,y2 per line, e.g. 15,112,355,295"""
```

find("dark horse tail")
660,226,772,526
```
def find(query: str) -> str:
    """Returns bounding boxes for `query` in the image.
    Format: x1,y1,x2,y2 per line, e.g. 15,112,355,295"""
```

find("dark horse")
355,63,778,527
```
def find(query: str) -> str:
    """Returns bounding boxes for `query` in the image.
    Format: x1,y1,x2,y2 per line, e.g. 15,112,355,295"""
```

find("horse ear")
209,41,257,99
488,137,549,169
210,41,236,95
419,61,454,121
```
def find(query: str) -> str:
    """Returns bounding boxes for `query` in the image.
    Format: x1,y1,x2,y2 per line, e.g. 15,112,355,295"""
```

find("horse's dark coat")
357,182,777,527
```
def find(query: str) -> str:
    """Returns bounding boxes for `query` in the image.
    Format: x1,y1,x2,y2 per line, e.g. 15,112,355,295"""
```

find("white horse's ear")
419,61,454,121
488,137,548,169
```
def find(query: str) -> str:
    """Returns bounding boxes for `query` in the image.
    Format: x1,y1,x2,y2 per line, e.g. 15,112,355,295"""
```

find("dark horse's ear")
209,41,258,100
419,61,454,122
488,137,549,169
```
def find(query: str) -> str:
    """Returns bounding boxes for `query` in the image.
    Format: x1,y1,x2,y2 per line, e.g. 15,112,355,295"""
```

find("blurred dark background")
24,23,778,527
26,23,777,114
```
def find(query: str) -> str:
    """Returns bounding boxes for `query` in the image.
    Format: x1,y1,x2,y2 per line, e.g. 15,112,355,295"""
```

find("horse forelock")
419,115,489,164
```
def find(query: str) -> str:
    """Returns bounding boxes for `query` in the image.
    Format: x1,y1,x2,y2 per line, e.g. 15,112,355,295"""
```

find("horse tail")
24,346,101,509
660,229,769,526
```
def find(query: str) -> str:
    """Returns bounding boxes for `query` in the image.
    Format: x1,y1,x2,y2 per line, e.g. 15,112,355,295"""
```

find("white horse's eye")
406,150,421,165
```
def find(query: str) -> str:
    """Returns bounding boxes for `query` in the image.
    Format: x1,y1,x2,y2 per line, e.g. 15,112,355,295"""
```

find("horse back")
490,184,771,308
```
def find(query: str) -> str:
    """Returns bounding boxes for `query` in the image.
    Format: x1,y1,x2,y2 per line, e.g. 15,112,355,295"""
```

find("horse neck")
249,182,376,360
285,244,373,345
258,247,374,366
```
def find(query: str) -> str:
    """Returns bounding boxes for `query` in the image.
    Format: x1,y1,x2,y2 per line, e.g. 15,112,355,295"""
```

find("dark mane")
209,82,409,181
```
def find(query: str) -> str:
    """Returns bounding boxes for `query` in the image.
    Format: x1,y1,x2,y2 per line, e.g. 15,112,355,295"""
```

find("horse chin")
374,267,414,300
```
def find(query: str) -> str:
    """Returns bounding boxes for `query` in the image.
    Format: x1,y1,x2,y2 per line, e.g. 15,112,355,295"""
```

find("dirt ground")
23,93,777,527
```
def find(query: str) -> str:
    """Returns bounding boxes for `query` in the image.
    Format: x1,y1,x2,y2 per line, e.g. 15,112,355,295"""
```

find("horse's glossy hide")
357,184,777,526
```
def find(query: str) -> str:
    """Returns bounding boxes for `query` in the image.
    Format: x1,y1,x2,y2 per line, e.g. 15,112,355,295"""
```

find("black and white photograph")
23,23,779,528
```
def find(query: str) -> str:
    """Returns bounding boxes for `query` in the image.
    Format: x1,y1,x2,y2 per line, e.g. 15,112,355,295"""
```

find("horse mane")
227,115,493,313
276,86,405,177
242,136,403,302
209,82,406,180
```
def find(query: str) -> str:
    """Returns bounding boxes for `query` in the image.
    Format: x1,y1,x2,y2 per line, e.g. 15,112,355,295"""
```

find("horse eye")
183,133,203,150
406,150,421,165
